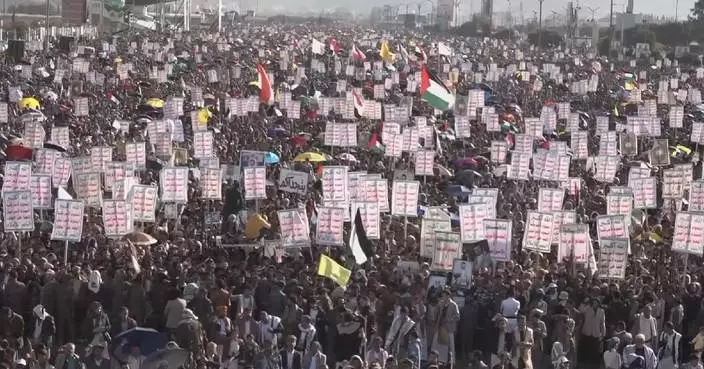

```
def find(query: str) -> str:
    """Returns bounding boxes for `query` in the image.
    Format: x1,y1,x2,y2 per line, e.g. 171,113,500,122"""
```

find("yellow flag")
379,40,395,63
197,107,210,126
317,254,351,287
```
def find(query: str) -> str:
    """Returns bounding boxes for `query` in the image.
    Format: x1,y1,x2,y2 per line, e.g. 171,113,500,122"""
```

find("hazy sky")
487,0,695,19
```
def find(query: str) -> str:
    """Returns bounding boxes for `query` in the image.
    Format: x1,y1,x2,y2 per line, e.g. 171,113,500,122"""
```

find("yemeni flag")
420,65,455,111
256,63,273,104
349,208,374,264
414,45,427,63
352,90,365,117
329,38,341,55
351,44,366,62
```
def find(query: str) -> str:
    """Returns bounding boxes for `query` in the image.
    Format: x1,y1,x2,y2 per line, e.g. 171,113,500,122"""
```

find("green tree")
691,0,704,22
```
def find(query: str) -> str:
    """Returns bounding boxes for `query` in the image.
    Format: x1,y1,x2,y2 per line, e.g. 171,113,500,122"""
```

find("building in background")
63,0,88,23
479,0,492,29
435,0,454,29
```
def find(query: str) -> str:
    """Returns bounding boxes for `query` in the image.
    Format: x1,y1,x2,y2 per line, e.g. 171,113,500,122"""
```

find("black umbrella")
146,157,166,171
43,142,67,152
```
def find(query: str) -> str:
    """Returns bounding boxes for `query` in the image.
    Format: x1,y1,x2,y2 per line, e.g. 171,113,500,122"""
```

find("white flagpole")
217,0,222,33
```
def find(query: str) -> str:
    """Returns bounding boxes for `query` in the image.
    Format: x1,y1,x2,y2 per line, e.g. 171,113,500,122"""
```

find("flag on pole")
317,254,351,287
349,208,374,264
379,40,395,63
414,45,427,63
420,65,455,111
351,44,366,62
255,63,273,104
397,43,409,67
352,89,365,117
311,38,325,55
329,38,341,55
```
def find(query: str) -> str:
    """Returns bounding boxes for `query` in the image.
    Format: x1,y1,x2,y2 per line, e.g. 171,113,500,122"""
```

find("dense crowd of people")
0,18,702,369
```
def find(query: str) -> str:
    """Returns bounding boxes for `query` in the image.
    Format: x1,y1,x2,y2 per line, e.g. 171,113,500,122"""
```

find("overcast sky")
488,0,694,19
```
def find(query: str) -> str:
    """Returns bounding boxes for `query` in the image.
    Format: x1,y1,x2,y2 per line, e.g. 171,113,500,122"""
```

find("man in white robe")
657,322,681,369
624,334,658,369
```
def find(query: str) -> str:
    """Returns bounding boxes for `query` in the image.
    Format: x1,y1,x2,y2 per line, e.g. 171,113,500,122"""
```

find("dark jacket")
26,315,56,346
279,350,302,369
0,311,25,340
83,354,111,369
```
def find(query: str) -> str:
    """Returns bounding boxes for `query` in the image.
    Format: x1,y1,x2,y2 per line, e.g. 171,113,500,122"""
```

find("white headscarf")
88,270,102,294
33,304,48,320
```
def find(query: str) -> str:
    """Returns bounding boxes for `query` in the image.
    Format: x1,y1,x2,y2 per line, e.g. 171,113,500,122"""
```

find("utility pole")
609,0,614,52
519,1,523,26
538,0,543,48
675,0,679,21
44,0,49,50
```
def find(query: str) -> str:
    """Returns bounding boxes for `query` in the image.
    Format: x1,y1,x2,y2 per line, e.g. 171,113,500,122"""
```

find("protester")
1,17,704,369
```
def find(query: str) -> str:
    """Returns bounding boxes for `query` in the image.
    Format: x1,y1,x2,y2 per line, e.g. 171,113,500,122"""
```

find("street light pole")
609,0,614,52
538,0,543,48
44,0,49,50
675,0,679,21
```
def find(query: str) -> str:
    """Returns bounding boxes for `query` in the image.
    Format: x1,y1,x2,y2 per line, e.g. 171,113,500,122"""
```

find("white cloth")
127,356,144,369
297,324,316,353
365,349,389,368
243,320,251,336
259,316,281,346
579,305,606,338
638,315,658,343
88,271,102,294
33,319,43,341
500,298,520,333
657,357,676,369
604,350,621,369
658,331,682,368
217,317,232,336
623,344,658,369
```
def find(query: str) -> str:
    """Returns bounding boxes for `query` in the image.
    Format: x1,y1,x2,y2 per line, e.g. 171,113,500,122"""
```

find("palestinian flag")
368,130,384,151
420,65,454,111
256,63,273,104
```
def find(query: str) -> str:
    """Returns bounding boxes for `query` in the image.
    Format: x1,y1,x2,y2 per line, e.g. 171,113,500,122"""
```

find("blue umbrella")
267,126,288,137
446,184,471,197
110,328,167,361
264,152,280,164
142,348,189,369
